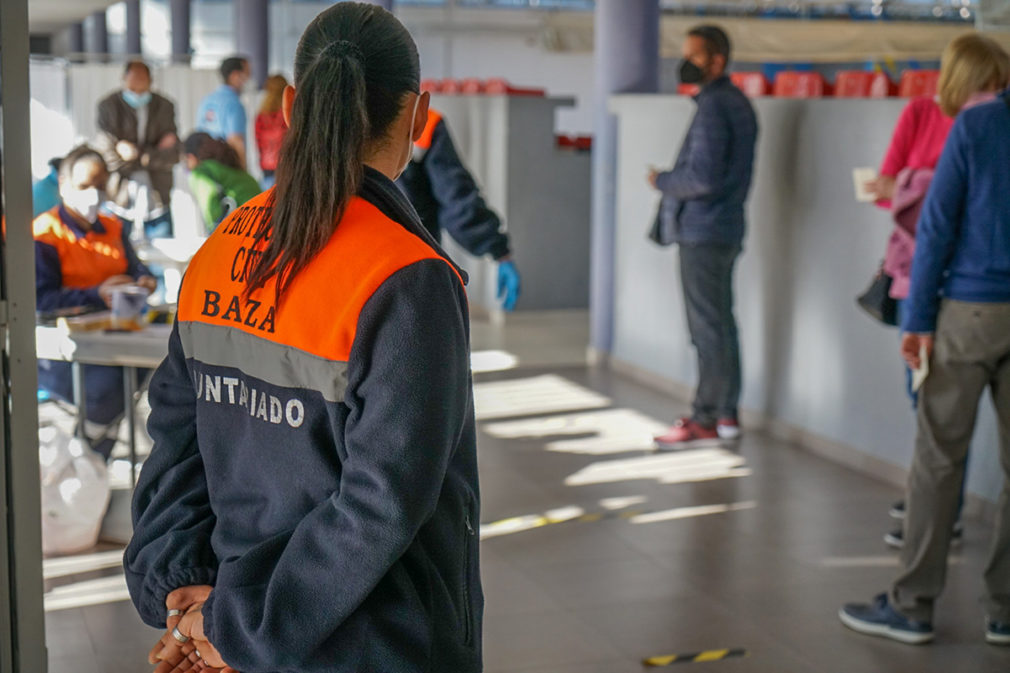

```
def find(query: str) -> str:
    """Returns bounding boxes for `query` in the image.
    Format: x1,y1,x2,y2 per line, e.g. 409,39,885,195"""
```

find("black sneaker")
884,522,963,550
890,500,906,520
987,618,1010,646
839,593,934,644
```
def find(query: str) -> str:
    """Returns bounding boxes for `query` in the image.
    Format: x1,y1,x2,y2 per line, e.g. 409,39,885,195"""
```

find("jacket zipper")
463,510,475,646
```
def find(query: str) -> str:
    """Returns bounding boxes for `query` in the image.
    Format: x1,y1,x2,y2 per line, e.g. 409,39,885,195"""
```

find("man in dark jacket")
397,109,521,311
95,61,180,239
649,25,758,449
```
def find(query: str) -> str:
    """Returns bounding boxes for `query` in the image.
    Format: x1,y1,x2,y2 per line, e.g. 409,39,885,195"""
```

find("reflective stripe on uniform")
178,320,349,403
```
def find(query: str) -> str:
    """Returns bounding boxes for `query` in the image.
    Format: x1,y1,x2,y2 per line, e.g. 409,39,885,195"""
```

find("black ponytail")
245,2,420,301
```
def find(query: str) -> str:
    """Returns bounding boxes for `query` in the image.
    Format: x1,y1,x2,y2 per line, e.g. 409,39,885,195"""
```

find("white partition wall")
609,94,1004,508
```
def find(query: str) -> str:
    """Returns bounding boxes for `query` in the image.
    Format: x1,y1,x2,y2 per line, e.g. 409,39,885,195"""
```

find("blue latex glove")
497,260,521,312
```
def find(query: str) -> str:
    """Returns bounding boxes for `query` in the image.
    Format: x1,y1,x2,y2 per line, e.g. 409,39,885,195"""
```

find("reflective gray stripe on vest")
178,321,349,403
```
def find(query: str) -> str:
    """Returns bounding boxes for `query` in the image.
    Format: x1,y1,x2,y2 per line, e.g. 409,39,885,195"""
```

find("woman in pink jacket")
866,33,1010,548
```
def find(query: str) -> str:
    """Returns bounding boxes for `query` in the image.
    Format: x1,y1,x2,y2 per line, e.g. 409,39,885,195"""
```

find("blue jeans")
679,243,742,427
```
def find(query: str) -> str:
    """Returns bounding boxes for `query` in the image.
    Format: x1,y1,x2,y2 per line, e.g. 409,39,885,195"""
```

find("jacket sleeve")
879,99,920,178
34,240,104,311
95,97,134,176
655,96,732,201
903,116,968,334
143,97,181,173
425,121,511,260
200,258,470,672
124,323,218,628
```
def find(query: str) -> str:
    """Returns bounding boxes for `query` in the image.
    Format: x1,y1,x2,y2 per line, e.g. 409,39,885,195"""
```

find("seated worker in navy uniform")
397,108,521,310
34,145,156,458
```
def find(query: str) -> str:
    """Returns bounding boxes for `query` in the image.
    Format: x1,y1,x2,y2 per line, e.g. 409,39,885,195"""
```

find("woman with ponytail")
126,4,482,672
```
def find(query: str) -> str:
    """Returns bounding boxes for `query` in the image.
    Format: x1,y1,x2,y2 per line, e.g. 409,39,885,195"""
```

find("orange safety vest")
178,189,463,365
32,208,130,288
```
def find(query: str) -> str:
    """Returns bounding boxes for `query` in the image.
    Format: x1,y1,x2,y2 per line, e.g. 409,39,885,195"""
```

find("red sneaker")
717,418,741,440
654,418,721,450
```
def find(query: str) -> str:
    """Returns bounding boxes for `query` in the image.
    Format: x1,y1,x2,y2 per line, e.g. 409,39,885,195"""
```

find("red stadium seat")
677,83,700,97
773,72,827,98
730,72,771,97
439,78,463,94
484,78,546,96
899,70,940,98
420,78,442,94
460,78,485,94
835,71,897,98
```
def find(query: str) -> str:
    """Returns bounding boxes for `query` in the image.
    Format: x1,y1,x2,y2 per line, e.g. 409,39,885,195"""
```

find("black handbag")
856,268,898,327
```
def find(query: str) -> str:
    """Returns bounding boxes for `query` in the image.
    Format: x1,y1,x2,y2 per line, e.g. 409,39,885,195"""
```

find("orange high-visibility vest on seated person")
32,208,130,289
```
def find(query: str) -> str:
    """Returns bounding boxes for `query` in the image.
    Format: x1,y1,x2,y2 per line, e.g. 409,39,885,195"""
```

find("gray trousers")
679,243,742,427
891,300,1010,623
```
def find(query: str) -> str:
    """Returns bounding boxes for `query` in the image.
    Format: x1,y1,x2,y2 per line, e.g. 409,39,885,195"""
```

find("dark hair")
688,25,731,64
59,145,107,182
47,156,63,173
245,2,420,301
183,132,243,171
124,60,151,79
220,56,249,83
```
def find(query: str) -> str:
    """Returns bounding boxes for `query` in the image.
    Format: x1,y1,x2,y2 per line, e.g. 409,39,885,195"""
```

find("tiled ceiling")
29,0,120,34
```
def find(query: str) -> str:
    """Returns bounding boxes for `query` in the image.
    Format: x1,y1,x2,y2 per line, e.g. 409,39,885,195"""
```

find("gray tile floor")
42,315,1010,672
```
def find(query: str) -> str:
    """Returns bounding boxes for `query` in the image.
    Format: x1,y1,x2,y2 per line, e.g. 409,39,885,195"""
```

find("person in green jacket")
183,132,262,232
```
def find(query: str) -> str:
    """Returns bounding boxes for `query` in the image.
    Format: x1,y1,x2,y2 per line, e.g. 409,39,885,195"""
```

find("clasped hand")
148,585,235,673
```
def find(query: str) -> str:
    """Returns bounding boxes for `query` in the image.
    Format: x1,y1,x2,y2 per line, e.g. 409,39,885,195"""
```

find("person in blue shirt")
648,25,758,450
32,157,62,217
396,108,521,311
841,91,1010,647
196,56,251,170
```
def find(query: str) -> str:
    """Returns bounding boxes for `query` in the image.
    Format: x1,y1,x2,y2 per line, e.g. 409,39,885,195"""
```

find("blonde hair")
938,33,1010,117
259,74,289,115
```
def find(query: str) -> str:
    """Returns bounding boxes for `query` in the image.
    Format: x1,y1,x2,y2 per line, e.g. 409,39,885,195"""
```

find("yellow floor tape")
643,648,747,666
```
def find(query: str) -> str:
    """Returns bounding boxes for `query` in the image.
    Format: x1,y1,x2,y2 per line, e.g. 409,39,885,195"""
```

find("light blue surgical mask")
123,90,152,109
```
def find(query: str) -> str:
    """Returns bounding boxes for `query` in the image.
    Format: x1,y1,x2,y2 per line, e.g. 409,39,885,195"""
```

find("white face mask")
61,186,102,224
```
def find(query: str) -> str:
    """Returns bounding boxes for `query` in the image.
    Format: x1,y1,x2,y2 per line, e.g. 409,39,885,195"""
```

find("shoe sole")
655,437,726,451
838,609,934,645
986,631,1010,645
889,507,905,520
716,428,741,440
883,535,963,551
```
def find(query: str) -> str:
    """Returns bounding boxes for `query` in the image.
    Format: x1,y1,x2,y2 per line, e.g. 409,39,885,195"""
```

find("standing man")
649,25,758,449
196,56,251,170
95,61,179,239
397,108,521,311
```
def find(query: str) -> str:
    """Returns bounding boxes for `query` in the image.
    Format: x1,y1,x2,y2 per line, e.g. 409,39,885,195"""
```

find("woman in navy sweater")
126,4,482,671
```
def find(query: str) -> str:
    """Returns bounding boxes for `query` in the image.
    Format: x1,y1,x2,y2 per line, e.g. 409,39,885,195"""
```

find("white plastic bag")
39,425,111,556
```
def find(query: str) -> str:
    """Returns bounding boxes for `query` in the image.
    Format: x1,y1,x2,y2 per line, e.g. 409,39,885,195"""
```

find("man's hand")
136,275,158,294
117,140,140,162
176,604,230,670
648,168,660,189
98,275,135,307
148,586,213,668
865,174,896,203
901,332,934,370
158,133,179,151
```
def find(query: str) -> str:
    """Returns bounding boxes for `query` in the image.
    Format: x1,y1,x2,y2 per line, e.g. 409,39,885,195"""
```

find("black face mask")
679,59,706,85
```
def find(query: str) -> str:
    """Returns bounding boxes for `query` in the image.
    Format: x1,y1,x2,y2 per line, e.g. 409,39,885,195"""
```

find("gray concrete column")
590,0,660,356
85,10,110,61
68,22,85,56
236,0,269,88
125,0,142,56
361,0,394,10
170,0,191,64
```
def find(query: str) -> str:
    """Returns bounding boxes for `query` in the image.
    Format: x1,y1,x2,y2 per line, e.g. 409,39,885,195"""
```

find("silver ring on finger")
194,648,202,659
171,626,189,644
167,609,182,618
